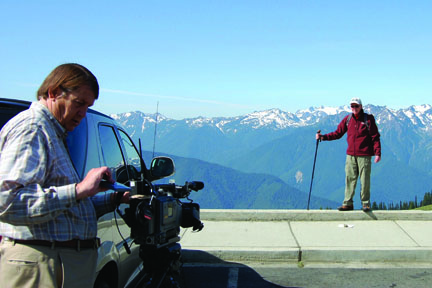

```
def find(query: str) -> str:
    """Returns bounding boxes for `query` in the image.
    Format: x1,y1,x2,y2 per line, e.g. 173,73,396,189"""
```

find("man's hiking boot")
337,205,354,211
362,205,371,212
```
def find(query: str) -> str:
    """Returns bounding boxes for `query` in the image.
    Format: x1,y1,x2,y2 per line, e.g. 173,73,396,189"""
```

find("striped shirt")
0,102,113,241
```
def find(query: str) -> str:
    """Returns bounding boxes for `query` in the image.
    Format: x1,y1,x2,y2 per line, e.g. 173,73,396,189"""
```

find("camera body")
122,157,204,249
117,156,204,285
127,194,181,247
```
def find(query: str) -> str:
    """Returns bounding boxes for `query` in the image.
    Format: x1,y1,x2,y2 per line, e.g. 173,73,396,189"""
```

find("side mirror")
150,156,175,180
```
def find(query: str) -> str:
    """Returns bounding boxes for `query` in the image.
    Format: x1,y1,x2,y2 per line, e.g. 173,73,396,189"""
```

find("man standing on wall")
316,98,381,212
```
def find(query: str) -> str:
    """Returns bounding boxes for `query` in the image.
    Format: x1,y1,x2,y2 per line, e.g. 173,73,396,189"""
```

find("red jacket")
323,110,381,157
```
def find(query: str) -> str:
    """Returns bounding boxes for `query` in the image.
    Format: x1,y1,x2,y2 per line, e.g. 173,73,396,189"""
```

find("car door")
97,123,142,287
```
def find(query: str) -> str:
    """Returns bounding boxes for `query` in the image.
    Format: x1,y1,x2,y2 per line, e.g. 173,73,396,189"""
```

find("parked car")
0,98,145,288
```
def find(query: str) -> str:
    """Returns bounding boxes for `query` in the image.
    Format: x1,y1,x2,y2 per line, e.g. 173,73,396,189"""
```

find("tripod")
138,243,183,288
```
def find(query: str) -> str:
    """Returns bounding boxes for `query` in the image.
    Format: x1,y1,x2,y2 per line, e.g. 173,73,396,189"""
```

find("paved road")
132,210,432,287
182,263,432,288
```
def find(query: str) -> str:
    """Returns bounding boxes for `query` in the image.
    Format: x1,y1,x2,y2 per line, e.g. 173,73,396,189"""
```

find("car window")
98,125,128,183
118,129,142,179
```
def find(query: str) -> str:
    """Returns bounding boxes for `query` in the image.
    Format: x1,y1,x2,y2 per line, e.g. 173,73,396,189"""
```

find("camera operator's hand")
111,191,131,205
76,167,113,200
120,192,130,204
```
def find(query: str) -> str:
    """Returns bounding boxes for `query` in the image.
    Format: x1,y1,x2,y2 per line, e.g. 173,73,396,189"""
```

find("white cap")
350,98,362,105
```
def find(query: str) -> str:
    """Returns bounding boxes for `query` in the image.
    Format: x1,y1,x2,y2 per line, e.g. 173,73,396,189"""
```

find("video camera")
119,157,204,248
114,153,204,287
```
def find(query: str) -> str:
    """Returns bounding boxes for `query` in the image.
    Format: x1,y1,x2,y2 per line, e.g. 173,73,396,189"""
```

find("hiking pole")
307,130,321,210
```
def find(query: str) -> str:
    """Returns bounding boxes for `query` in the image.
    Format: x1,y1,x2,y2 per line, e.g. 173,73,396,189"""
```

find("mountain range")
112,104,432,209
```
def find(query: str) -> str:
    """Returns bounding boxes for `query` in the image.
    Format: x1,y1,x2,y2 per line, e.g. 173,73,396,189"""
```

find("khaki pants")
0,238,97,288
344,155,372,206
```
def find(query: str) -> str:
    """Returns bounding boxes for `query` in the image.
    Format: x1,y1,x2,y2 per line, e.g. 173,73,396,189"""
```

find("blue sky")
1,0,431,119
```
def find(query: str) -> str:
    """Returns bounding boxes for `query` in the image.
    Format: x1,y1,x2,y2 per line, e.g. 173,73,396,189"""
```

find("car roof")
0,98,31,107
0,98,113,120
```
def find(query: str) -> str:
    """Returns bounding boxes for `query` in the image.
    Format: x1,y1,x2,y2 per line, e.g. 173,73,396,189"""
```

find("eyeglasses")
351,105,360,108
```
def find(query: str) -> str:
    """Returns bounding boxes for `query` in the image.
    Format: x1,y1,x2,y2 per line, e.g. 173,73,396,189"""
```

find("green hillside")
416,204,432,211
142,151,338,209
228,125,431,208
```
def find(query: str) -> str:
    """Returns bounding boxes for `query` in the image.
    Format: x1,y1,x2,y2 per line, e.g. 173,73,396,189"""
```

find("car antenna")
152,101,159,158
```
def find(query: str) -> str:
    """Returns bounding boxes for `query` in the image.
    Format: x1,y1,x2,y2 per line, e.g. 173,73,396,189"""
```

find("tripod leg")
139,244,183,288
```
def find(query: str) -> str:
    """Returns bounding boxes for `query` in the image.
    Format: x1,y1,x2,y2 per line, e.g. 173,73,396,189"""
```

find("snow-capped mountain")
110,103,432,176
111,104,432,208
112,104,432,136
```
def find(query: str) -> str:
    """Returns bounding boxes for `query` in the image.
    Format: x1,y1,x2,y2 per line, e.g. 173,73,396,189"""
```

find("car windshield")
66,117,88,179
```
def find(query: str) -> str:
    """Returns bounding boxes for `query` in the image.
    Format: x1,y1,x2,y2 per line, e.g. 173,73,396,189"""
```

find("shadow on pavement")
363,211,378,220
181,250,298,288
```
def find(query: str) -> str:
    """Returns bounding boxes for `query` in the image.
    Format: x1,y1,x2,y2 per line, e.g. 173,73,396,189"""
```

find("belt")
8,238,101,250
